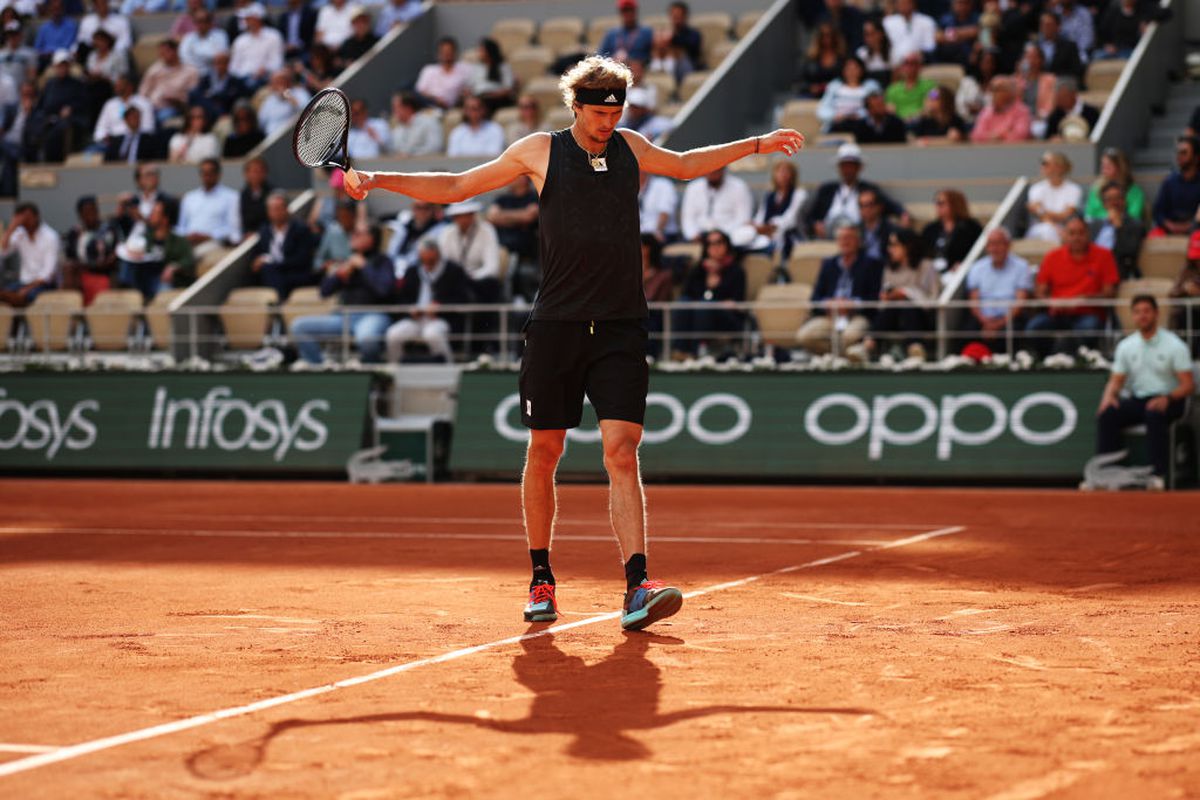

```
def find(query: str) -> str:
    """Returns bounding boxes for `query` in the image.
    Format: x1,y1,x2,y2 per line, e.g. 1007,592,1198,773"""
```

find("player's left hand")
758,129,806,158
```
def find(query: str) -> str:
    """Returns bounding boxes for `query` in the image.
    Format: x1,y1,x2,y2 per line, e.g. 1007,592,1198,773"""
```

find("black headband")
574,87,626,106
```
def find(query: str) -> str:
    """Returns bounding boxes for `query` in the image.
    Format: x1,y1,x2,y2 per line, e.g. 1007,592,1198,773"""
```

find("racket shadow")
186,630,876,779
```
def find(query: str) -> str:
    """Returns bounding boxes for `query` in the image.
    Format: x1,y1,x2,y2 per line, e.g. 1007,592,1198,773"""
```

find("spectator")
670,228,746,358
504,94,545,146
240,156,271,241
414,36,472,110
1095,295,1193,488
1096,0,1149,60
1026,150,1083,242
1053,0,1094,65
179,8,228,72
1025,214,1118,356
935,0,979,66
34,0,78,66
857,186,900,263
639,169,679,243
819,55,879,133
752,160,806,257
169,0,206,39
291,223,394,365
964,227,1033,350
796,222,882,355
0,23,37,89
620,86,672,143
487,175,539,262
314,199,357,272
223,101,264,157
680,167,755,245
250,190,316,300
389,90,442,156
956,46,1002,124
882,0,936,67
295,44,336,95
923,188,983,277
29,49,89,162
61,195,119,305
84,29,128,89
438,200,502,302
314,0,356,52
0,203,58,308
642,233,673,304
177,157,241,255
140,38,200,125
805,143,904,240
856,19,892,87
866,227,937,360
800,22,846,99
969,76,1032,143
853,89,908,144
885,51,936,122
120,0,176,14
819,0,864,54
346,96,389,159
1016,43,1057,132
133,163,172,221
337,7,378,69
168,105,219,164
275,0,317,63
1042,77,1099,141
230,3,284,91
93,75,155,151
1168,232,1200,344
1089,181,1146,280
599,0,653,64
910,85,968,142
1037,11,1083,78
665,1,703,70
77,0,132,55
446,94,504,158
385,238,472,363
374,0,422,39
0,81,34,194
257,67,311,137
1150,136,1200,237
115,198,195,301
189,49,250,121
468,37,515,113
384,199,443,271
1084,147,1144,223
105,105,166,163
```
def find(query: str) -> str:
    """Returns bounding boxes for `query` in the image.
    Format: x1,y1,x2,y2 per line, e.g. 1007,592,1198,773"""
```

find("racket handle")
343,167,362,193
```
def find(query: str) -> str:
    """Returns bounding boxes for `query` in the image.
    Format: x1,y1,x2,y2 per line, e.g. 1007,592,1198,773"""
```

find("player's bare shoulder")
506,132,553,191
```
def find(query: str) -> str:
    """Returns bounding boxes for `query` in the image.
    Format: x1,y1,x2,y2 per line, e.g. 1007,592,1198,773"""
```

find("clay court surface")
0,480,1197,799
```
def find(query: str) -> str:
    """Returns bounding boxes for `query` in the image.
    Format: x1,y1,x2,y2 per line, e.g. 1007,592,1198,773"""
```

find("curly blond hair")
558,55,632,111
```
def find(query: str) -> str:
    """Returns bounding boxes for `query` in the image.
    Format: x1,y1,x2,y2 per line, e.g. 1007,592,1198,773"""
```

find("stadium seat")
1011,237,1057,270
920,63,965,92
641,13,669,31
1115,278,1174,333
708,39,738,68
585,16,619,50
663,241,702,264
544,106,574,130
1086,59,1127,93
692,12,733,63
196,246,232,277
1081,89,1110,110
786,240,839,285
280,286,336,330
642,71,676,104
131,33,167,77
736,11,763,39
678,71,711,103
778,99,822,142
524,76,565,118
489,18,536,56
493,105,522,130
25,290,83,352
0,303,12,351
753,283,812,347
509,45,554,86
145,288,184,350
84,289,143,351
442,107,464,143
742,253,777,303
219,287,278,350
538,17,584,54
1139,235,1187,280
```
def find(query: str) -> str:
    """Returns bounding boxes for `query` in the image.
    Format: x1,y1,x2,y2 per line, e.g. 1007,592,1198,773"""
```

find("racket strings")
295,92,349,167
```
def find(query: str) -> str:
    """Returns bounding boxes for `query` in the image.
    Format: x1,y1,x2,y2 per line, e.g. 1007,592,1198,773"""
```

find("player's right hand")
344,168,370,201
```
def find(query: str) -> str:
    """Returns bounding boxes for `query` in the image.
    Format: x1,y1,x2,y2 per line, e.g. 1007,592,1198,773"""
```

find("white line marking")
0,527,891,547
0,524,965,779
0,745,59,754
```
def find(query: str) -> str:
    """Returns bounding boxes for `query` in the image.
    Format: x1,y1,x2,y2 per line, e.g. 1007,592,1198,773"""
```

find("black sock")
530,548,554,587
624,553,647,590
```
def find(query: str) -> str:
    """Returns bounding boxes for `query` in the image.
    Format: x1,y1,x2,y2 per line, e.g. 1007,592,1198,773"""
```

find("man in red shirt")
1024,214,1119,357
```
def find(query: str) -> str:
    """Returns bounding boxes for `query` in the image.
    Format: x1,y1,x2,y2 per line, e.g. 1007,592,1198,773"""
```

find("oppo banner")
0,373,373,472
452,371,1109,479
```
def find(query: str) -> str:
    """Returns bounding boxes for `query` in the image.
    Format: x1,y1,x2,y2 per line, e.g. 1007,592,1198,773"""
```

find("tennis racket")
292,87,361,192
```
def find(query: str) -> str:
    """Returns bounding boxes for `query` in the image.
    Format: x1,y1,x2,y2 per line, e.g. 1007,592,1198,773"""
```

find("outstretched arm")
621,128,804,181
343,133,549,204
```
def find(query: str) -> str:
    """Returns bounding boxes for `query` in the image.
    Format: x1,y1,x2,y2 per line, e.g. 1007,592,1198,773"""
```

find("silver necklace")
571,128,608,172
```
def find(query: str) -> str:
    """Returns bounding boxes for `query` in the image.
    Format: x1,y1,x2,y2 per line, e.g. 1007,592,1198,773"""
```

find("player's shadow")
187,629,874,779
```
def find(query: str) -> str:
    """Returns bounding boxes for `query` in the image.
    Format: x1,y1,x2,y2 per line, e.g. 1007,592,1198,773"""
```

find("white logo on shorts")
526,399,532,416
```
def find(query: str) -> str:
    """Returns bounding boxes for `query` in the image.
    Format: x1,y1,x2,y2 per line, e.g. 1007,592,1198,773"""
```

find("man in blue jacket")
796,222,883,355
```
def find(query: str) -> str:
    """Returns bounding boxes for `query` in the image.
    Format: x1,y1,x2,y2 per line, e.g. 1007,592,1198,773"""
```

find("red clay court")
1,479,1197,798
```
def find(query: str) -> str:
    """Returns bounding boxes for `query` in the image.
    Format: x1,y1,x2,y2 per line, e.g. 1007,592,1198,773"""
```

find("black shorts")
519,319,649,430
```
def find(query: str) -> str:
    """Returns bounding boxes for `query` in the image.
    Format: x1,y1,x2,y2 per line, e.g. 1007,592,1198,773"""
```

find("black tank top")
532,128,647,321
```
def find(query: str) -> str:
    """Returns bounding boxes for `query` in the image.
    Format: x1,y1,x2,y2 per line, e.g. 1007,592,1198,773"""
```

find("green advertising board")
0,373,374,473
451,370,1111,480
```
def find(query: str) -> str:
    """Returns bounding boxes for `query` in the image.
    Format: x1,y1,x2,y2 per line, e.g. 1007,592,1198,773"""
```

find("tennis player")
345,56,804,631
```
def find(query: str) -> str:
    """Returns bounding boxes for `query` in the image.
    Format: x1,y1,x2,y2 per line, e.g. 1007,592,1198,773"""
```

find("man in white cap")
804,142,905,239
342,55,803,631
229,2,284,90
437,198,501,301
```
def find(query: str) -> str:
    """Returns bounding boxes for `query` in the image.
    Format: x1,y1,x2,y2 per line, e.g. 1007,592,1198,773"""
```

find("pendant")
590,156,607,172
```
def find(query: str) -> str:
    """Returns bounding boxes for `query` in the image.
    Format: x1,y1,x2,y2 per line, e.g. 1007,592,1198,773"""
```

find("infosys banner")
452,371,1109,479
0,373,373,472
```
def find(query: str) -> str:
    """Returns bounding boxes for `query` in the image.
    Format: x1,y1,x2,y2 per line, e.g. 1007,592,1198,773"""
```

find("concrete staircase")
1134,47,1200,172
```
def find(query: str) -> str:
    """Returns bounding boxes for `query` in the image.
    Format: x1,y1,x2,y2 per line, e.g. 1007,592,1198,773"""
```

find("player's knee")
602,436,639,475
526,434,565,472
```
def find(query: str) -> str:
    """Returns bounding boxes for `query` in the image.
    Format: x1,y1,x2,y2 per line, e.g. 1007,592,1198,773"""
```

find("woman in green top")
1084,147,1145,222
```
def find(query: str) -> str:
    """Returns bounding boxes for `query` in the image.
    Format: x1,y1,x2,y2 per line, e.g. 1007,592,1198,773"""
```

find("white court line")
0,745,58,754
0,524,965,779
0,527,893,547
